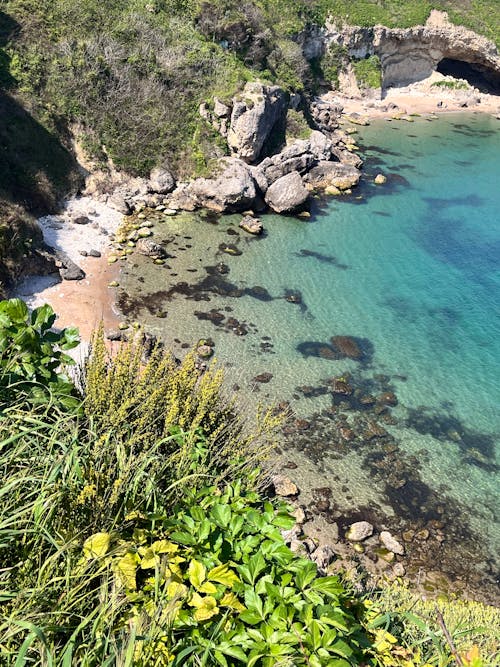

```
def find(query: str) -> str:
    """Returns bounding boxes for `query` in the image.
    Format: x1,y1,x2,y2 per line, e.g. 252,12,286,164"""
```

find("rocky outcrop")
251,130,332,193
167,158,257,213
228,83,287,162
148,167,175,194
201,82,288,164
264,171,309,213
320,11,500,92
304,161,360,191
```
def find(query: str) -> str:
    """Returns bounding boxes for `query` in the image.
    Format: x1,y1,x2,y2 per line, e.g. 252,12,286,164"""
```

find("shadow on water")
424,194,485,209
295,248,349,269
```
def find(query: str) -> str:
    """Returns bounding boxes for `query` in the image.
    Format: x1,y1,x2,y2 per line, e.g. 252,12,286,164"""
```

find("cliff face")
309,11,500,93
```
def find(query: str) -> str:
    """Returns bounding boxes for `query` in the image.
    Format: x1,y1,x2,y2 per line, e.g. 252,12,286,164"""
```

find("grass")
431,79,469,89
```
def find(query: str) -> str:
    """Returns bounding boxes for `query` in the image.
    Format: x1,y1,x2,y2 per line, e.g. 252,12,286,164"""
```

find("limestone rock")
345,521,374,542
149,167,175,194
374,173,387,184
196,344,214,358
272,475,299,497
310,545,335,573
380,531,405,555
189,158,257,212
239,215,263,235
304,161,360,191
213,97,231,118
136,238,166,258
227,82,288,163
331,147,364,169
319,10,500,92
108,195,131,215
264,171,309,213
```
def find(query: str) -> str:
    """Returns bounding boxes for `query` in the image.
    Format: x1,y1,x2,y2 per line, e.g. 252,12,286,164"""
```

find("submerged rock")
272,475,299,497
136,238,166,258
346,521,374,542
239,215,263,235
330,336,363,360
380,531,405,555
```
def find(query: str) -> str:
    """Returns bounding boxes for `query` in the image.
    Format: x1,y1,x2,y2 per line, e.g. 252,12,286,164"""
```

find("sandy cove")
331,75,500,119
15,85,500,343
14,196,123,344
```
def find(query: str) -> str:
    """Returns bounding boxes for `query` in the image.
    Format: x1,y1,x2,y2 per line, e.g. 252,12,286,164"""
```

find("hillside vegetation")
1,0,499,181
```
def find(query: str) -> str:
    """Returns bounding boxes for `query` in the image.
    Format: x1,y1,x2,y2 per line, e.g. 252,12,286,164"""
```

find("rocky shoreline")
12,13,500,607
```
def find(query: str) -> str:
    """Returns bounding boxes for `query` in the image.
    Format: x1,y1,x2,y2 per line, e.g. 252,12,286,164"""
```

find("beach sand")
14,196,123,342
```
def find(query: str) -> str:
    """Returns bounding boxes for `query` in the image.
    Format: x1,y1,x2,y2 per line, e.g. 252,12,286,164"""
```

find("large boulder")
189,158,257,212
264,171,309,213
331,146,364,169
148,167,175,194
304,161,361,191
227,82,288,163
252,132,333,192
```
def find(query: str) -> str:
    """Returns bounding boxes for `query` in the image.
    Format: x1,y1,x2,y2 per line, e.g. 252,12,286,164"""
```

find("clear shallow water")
119,113,500,599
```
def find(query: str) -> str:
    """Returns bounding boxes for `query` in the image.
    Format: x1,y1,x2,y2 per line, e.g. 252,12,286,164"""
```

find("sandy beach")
15,196,123,342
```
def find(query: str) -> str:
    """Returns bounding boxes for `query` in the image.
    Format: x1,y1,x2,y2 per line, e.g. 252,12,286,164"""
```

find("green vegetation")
285,109,312,140
0,298,497,665
352,55,382,89
431,79,469,89
0,298,79,407
1,0,498,185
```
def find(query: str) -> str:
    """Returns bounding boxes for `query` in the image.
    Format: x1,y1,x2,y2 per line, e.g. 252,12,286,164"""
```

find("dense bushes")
1,0,499,179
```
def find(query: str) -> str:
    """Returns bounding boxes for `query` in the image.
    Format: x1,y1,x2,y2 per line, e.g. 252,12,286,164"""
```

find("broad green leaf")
211,503,231,528
83,532,111,559
1,298,28,323
199,581,217,594
151,539,178,554
115,552,139,590
294,560,318,590
188,559,206,589
167,580,188,600
140,548,159,570
208,563,240,587
238,610,262,625
170,531,196,545
60,326,80,349
311,576,343,596
31,304,56,330
239,552,266,585
217,644,247,661
214,651,228,667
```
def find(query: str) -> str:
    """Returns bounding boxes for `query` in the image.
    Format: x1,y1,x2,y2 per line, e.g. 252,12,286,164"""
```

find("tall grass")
0,329,280,664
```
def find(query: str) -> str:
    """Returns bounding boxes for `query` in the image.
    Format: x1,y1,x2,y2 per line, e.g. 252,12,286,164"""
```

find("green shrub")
431,79,469,90
352,55,382,89
0,298,79,408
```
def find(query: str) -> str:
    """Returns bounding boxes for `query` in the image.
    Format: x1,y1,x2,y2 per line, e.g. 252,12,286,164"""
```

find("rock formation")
319,11,500,93
264,171,310,213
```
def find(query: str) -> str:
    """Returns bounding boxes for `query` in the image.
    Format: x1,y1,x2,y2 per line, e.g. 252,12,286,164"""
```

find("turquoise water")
119,113,500,598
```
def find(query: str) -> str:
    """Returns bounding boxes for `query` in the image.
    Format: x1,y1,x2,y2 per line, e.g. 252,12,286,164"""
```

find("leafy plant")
352,55,382,89
0,298,79,407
